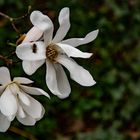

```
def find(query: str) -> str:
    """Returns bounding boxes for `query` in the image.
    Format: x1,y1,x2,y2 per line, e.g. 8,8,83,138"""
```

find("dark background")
0,0,140,140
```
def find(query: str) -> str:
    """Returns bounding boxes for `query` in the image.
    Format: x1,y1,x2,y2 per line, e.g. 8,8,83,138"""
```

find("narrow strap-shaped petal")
52,7,70,43
0,67,11,85
61,29,99,47
20,85,50,98
20,93,43,119
16,41,46,61
22,60,45,75
23,26,43,43
17,104,26,118
0,87,18,116
0,112,11,132
30,11,54,45
57,43,92,58
46,61,62,96
18,91,30,106
54,63,71,99
57,55,96,86
13,77,33,84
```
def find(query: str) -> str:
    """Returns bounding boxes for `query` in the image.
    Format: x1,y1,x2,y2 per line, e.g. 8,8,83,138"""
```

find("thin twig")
0,11,19,34
6,51,15,58
0,54,12,65
12,5,32,21
9,126,38,140
0,5,31,35
7,42,17,47
12,60,22,64
0,12,12,20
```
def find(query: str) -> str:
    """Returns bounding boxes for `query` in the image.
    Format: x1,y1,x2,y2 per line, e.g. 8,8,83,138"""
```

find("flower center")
46,43,58,62
7,82,20,95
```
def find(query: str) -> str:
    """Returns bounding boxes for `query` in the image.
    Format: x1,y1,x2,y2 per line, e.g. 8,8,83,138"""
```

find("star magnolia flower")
16,7,98,99
0,67,50,132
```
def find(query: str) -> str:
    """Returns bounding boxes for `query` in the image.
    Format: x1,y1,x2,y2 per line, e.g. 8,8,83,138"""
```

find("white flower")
16,7,98,99
0,67,50,132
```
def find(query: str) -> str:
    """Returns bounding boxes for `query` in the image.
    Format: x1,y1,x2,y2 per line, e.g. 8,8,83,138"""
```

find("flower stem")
0,5,31,35
0,54,12,65
9,126,38,140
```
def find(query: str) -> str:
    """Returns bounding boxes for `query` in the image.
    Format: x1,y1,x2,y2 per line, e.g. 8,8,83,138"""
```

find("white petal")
30,10,53,32
0,86,5,95
30,11,53,45
35,105,45,121
0,112,11,132
18,91,30,106
0,67,11,85
0,87,17,116
54,64,71,99
21,93,43,119
46,61,62,96
8,83,18,96
22,60,45,75
43,28,53,46
52,7,70,43
61,29,99,47
20,85,50,98
23,26,43,43
17,104,26,118
16,41,46,61
57,55,96,86
7,114,15,121
57,43,92,58
13,77,33,84
17,114,36,126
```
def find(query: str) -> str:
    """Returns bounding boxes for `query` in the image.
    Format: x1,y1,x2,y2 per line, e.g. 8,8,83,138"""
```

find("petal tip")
44,93,51,99
30,10,41,18
62,7,69,12
57,91,71,99
0,66,8,71
88,53,93,58
93,29,99,35
88,80,96,86
92,80,96,86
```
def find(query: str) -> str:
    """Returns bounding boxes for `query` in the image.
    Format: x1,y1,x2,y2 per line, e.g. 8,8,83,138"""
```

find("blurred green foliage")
0,0,140,140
